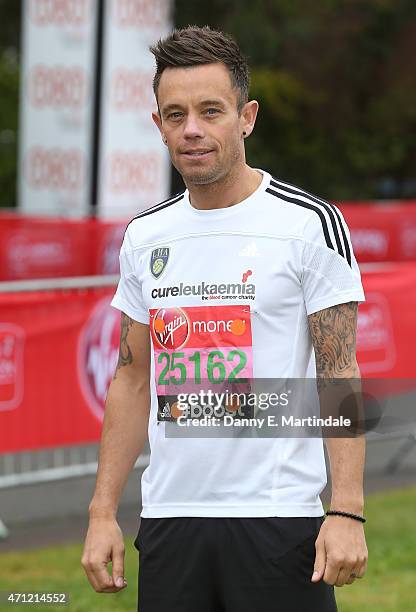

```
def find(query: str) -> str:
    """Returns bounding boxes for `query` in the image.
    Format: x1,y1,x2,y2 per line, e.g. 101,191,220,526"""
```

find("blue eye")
206,108,219,115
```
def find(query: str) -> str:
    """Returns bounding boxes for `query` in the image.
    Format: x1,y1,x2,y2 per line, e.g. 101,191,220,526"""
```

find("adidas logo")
238,241,261,257
161,403,171,417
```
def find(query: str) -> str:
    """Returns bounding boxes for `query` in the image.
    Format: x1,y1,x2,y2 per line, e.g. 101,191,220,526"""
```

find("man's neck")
186,164,263,211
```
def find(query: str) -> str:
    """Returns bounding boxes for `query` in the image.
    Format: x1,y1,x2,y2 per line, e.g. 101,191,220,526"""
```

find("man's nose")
183,113,205,138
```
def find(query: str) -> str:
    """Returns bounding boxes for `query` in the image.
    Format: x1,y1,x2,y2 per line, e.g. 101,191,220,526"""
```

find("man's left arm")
308,301,368,587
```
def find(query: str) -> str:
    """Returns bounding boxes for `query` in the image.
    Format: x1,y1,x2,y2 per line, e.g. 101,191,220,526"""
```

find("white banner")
18,0,98,216
97,0,172,218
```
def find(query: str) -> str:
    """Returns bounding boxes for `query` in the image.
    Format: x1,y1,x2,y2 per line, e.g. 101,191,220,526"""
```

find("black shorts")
134,516,338,612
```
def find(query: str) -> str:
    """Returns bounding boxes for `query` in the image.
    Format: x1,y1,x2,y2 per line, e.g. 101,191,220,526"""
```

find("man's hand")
311,516,368,586
81,517,127,593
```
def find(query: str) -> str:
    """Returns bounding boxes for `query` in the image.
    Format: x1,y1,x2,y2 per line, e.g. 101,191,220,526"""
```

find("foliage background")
1,0,416,206
0,0,20,208
174,0,416,200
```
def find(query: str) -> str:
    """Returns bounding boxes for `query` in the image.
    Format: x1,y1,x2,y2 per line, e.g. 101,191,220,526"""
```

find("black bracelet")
325,510,366,523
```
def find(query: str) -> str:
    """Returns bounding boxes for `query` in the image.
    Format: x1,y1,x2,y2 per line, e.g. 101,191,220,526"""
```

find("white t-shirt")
111,169,365,518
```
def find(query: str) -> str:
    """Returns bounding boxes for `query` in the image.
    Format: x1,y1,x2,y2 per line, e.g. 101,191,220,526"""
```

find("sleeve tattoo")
308,301,359,391
113,312,134,378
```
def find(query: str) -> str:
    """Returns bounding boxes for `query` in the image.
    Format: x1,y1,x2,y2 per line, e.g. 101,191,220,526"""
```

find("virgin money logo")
0,324,25,412
152,307,190,350
28,65,89,109
78,298,119,421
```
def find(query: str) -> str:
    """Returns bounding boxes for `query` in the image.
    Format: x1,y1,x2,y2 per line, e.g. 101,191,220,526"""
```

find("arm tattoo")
308,302,359,391
113,313,134,378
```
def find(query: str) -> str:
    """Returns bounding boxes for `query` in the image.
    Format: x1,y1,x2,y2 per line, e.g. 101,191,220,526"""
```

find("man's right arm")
81,313,151,593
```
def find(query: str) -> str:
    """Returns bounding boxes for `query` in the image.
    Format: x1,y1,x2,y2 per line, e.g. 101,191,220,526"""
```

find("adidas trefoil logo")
238,241,262,257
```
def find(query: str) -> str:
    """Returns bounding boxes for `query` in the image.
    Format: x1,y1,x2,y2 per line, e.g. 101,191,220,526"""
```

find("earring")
243,131,247,137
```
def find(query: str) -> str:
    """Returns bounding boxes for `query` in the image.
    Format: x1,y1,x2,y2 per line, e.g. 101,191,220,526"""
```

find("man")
82,25,368,611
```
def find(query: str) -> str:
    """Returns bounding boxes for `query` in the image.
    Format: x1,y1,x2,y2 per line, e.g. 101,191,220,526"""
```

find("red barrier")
93,220,126,275
0,213,126,280
1,201,416,281
356,262,416,378
0,213,96,280
338,201,416,263
0,262,415,453
0,287,118,452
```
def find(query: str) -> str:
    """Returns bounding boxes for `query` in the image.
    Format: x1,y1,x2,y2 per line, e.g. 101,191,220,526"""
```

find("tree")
0,0,21,208
174,0,416,199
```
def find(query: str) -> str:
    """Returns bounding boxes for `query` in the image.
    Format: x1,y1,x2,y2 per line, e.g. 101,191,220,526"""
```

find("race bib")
149,305,253,421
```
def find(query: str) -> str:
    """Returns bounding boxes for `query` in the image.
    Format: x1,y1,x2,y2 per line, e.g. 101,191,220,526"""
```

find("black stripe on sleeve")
271,178,352,266
328,203,352,267
265,186,335,252
133,193,185,220
122,193,185,242
125,192,185,231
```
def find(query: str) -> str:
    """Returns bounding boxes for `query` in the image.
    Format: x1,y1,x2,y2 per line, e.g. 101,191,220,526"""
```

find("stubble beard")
182,159,224,185
177,138,242,186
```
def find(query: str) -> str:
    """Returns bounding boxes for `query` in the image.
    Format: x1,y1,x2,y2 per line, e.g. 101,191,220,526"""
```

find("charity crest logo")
150,247,169,279
152,307,190,350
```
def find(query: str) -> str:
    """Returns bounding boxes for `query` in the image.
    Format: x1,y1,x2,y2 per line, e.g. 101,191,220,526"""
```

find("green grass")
1,485,416,611
0,538,138,611
335,484,416,612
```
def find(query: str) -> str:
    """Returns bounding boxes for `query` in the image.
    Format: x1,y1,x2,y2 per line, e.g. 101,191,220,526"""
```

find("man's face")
153,63,247,185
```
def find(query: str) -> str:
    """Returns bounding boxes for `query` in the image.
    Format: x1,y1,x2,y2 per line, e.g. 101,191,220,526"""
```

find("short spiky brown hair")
149,25,250,113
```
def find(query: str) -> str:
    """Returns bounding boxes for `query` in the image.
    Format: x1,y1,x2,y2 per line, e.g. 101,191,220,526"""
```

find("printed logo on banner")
25,146,85,190
110,68,154,112
400,224,416,258
107,151,160,194
113,0,171,29
28,65,89,110
100,225,125,274
150,247,169,279
6,230,72,277
78,298,119,421
30,0,91,27
0,324,25,412
357,293,396,373
350,229,389,258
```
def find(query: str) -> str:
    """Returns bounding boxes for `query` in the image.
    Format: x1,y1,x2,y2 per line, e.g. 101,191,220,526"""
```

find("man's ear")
240,100,259,138
152,111,163,134
152,111,167,145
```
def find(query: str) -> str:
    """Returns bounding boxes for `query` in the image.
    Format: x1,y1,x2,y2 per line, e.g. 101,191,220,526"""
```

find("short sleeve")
301,207,365,315
110,229,149,324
